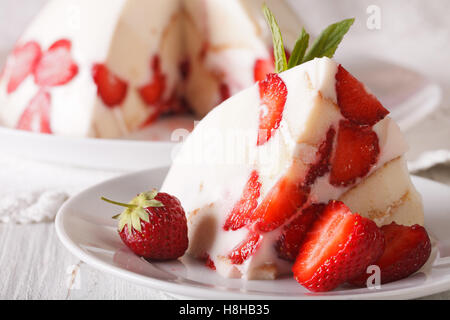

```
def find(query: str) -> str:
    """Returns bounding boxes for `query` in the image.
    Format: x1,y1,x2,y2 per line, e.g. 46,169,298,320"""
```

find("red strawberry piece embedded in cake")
349,222,431,286
257,73,287,146
92,63,128,107
293,200,384,292
251,176,309,232
253,48,289,83
139,55,167,106
7,41,42,94
335,65,389,126
253,58,274,83
34,39,78,87
276,203,326,261
224,170,261,231
228,232,262,265
330,120,380,187
16,90,52,134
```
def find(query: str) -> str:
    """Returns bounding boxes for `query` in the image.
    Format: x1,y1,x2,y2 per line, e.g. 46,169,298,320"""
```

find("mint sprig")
263,5,354,72
302,18,355,63
287,28,310,69
263,4,287,73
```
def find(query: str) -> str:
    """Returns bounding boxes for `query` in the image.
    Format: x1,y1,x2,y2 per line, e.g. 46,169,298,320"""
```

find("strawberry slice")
335,65,389,126
92,63,128,107
228,232,262,265
257,73,287,146
250,176,309,232
6,41,42,94
34,39,78,87
293,200,384,292
304,127,336,186
223,170,261,231
16,90,52,134
349,222,431,286
330,120,380,187
276,203,325,261
253,47,290,83
138,55,166,106
254,58,274,83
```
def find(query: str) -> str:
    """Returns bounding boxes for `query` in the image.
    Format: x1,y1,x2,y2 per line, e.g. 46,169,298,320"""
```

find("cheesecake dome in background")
0,0,300,138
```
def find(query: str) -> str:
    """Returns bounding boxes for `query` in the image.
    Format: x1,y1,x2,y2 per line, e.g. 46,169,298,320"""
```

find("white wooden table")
0,165,449,300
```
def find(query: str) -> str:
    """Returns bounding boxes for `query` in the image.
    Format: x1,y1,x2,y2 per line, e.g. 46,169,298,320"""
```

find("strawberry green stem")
101,197,137,209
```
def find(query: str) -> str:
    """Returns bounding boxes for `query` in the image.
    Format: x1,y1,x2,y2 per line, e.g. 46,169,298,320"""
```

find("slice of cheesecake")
161,57,424,280
0,0,298,138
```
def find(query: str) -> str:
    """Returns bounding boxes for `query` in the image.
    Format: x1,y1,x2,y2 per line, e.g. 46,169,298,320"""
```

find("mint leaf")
302,18,354,63
263,4,287,73
287,28,310,69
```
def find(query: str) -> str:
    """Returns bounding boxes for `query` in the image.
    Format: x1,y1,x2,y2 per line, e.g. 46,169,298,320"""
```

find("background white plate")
55,167,450,300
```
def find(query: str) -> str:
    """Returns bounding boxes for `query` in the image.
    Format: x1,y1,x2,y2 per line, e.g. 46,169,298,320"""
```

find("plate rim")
55,168,450,300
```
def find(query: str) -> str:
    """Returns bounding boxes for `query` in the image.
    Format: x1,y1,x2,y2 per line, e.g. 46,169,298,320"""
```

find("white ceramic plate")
55,167,450,300
0,116,195,171
0,58,441,171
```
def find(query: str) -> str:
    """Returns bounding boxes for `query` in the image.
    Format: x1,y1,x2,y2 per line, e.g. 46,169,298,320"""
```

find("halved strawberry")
349,222,431,287
250,176,309,232
254,58,274,83
223,170,261,231
330,120,380,187
138,55,166,106
16,90,52,134
6,41,42,94
335,65,389,126
304,127,336,186
228,232,262,265
92,63,128,107
34,39,78,87
276,203,325,261
257,73,287,146
293,200,384,292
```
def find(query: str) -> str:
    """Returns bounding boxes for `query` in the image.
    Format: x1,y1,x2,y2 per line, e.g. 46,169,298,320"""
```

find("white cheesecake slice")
161,57,424,280
0,0,298,138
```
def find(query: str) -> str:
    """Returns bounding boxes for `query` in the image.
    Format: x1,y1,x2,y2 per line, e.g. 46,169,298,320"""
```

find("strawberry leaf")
302,18,355,63
287,28,309,69
263,4,287,73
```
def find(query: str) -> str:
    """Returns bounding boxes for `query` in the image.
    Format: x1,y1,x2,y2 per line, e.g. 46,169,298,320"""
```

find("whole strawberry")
102,190,188,260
